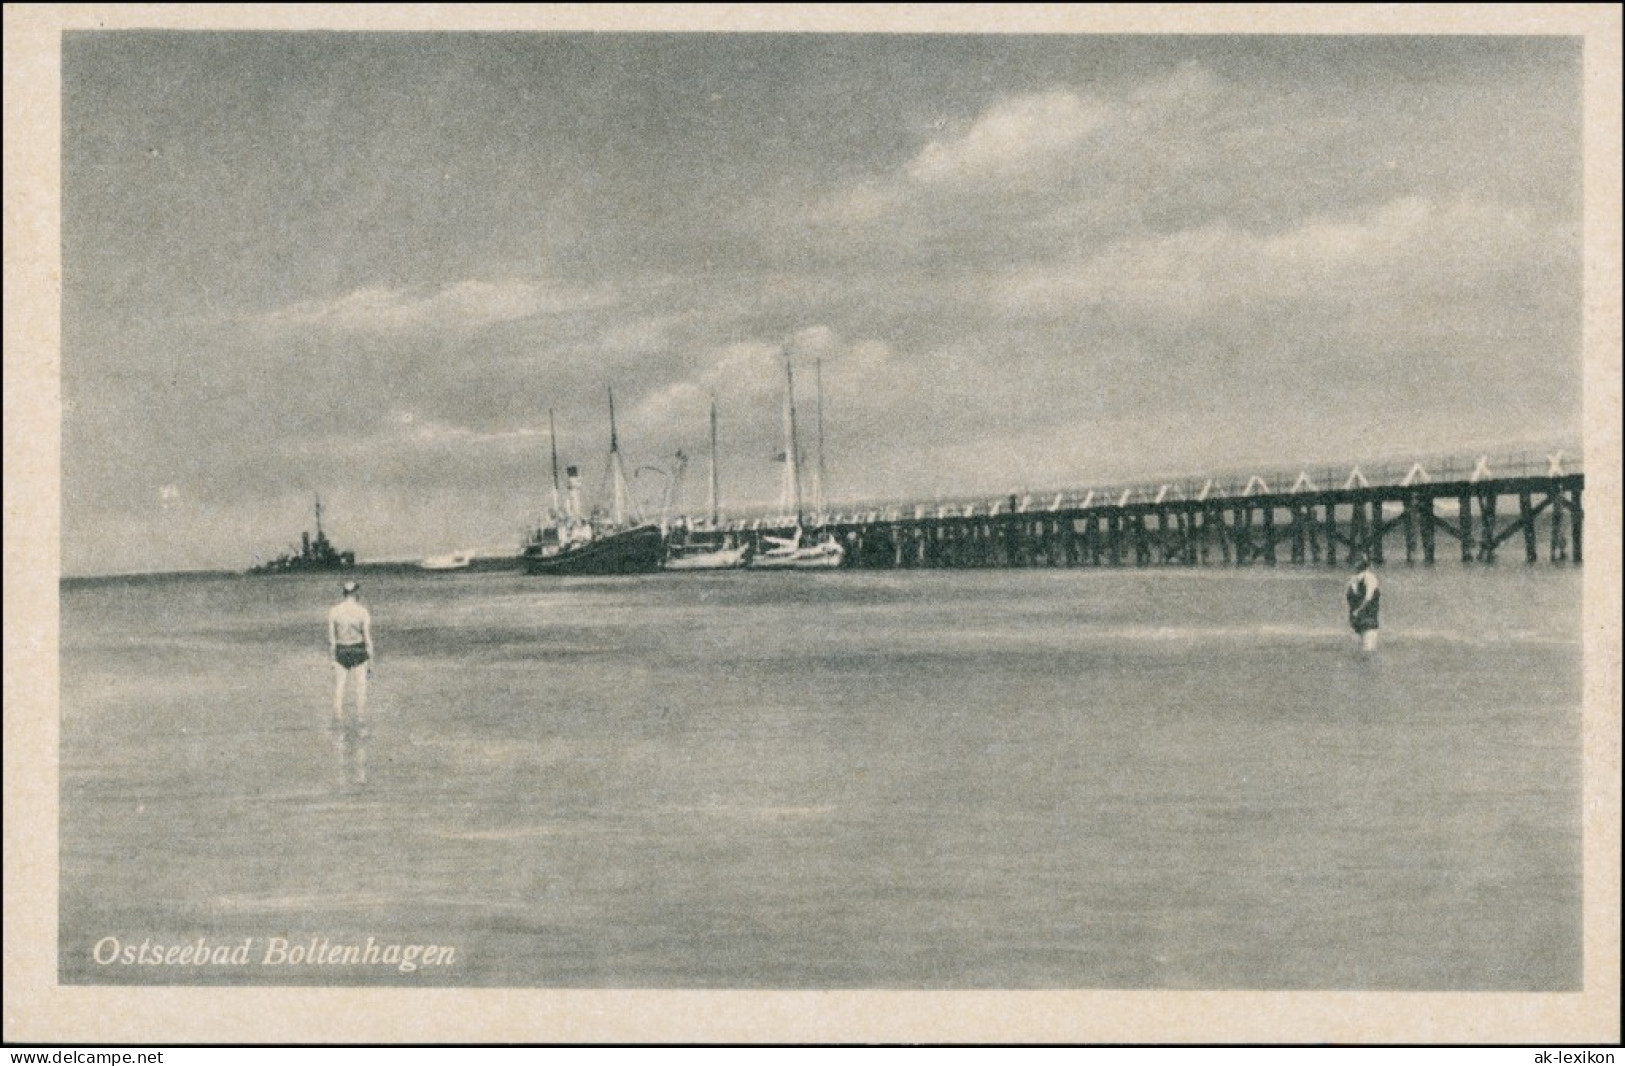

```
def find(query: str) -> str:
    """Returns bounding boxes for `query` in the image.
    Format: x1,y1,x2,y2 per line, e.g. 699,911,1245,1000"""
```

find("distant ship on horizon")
248,496,356,575
419,549,476,571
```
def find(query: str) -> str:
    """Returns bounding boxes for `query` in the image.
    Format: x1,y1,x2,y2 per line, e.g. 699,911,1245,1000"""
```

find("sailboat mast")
814,357,827,516
608,387,630,527
708,394,720,526
548,408,561,517
785,350,803,522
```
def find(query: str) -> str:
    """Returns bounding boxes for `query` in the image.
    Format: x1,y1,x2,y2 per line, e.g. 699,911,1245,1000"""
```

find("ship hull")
749,549,845,570
748,532,846,570
247,554,354,575
420,553,474,571
523,524,666,576
664,544,751,571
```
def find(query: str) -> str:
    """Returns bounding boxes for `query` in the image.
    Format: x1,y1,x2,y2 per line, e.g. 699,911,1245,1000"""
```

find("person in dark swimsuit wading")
327,580,374,785
1345,558,1381,654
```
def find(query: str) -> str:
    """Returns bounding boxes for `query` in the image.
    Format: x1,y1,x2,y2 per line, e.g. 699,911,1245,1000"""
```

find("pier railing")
706,445,1584,568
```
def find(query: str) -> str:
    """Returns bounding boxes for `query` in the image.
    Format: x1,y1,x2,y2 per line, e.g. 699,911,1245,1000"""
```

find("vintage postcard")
4,3,1619,1045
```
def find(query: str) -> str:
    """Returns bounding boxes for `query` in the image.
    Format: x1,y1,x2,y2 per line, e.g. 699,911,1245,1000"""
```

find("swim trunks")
334,643,369,669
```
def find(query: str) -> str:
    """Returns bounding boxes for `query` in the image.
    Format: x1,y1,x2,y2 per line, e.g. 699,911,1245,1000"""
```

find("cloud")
701,339,793,397
683,331,898,412
617,330,906,496
255,278,619,335
807,88,1113,228
788,324,837,357
808,69,1220,235
596,313,685,356
994,195,1560,320
632,379,711,431
315,412,549,458
905,90,1112,188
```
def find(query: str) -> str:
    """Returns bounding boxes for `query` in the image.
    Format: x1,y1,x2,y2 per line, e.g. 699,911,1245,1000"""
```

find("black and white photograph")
5,3,1619,1046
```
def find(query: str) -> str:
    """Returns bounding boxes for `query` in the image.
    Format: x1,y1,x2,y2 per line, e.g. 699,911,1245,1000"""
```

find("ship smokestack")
566,465,582,519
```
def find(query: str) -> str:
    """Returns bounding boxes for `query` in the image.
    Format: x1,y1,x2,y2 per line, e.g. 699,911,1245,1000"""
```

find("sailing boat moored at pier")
664,395,751,570
749,350,846,570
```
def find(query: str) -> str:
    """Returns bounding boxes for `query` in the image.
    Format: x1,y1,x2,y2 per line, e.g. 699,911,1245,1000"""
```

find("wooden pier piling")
767,469,1580,572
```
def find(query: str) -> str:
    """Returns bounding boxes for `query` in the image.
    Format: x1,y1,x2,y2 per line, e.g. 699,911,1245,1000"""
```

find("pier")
724,451,1584,570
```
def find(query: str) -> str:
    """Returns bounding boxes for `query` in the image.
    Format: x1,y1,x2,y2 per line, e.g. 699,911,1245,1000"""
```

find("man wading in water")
1345,558,1381,654
327,580,375,786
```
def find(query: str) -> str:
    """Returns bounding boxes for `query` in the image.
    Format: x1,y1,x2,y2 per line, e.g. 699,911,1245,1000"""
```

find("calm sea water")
58,565,1582,989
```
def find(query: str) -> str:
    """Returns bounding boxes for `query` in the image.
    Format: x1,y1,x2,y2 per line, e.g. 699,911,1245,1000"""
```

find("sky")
60,31,1583,574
